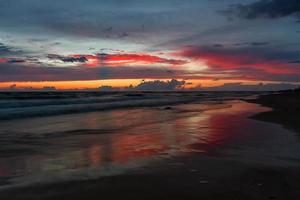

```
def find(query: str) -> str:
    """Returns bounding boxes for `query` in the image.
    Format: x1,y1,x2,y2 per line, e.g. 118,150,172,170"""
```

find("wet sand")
247,89,300,133
1,96,300,200
2,156,300,200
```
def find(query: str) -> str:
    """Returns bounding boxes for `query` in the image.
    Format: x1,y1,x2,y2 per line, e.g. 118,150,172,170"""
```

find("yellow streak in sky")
0,79,279,90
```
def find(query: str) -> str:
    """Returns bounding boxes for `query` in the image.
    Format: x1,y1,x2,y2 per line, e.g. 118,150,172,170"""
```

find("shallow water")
0,92,298,188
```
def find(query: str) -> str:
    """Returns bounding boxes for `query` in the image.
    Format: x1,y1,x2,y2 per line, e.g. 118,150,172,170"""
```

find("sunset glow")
0,0,299,90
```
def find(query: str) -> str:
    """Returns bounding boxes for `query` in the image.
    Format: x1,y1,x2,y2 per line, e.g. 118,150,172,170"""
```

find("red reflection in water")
0,101,270,180
88,145,103,167
80,101,268,167
187,102,270,153
0,166,8,177
110,133,166,163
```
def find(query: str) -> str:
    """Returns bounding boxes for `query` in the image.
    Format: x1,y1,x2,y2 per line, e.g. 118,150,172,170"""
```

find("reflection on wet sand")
0,100,270,186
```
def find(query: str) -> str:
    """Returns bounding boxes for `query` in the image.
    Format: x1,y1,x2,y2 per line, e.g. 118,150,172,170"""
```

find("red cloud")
175,45,299,75
0,58,8,63
70,53,188,67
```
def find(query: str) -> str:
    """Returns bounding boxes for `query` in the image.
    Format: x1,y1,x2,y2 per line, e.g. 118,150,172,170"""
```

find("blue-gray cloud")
0,63,191,82
0,43,11,54
222,0,300,20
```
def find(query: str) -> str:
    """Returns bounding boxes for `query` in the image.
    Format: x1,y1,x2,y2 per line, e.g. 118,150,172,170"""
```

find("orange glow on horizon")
0,79,282,90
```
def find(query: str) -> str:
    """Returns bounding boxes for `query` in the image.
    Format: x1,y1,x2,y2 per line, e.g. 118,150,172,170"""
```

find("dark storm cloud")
222,0,300,20
61,57,88,63
47,54,88,63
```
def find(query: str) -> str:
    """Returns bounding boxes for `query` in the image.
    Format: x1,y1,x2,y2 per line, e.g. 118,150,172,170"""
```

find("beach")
247,89,300,133
0,91,300,200
1,0,299,199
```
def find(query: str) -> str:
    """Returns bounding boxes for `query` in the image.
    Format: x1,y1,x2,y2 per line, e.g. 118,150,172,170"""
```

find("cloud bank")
222,0,300,20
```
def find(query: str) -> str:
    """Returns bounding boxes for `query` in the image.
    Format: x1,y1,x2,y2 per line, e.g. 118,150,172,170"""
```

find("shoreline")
246,89,300,134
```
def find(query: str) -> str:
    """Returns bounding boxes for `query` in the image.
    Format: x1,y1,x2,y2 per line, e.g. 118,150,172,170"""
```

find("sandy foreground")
1,155,300,200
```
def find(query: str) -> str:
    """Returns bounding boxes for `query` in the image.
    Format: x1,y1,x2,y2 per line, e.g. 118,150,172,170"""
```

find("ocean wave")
0,93,201,120
0,91,257,121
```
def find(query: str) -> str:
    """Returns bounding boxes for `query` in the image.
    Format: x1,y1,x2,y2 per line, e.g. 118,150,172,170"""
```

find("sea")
2,91,296,189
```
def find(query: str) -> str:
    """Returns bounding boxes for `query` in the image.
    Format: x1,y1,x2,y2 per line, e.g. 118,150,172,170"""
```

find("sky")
0,0,299,90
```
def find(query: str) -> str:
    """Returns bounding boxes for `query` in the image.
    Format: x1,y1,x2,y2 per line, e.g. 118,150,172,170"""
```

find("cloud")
0,56,35,64
45,80,300,91
0,43,26,60
0,58,27,64
1,45,299,83
6,59,26,63
213,44,224,48
48,53,188,67
221,0,300,20
98,85,116,91
176,45,300,71
0,43,11,54
0,58,8,63
42,86,56,91
2,84,57,91
251,42,270,46
0,43,23,56
233,42,270,47
98,79,186,91
97,53,188,66
0,63,196,82
133,79,185,91
174,45,300,82
153,24,252,49
9,83,17,89
289,60,300,64
47,54,88,63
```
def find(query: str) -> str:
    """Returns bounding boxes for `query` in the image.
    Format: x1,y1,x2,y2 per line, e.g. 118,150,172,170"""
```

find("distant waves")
0,92,201,120
0,91,258,121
